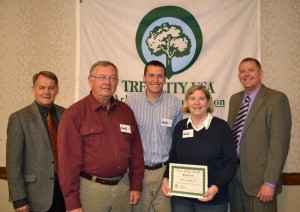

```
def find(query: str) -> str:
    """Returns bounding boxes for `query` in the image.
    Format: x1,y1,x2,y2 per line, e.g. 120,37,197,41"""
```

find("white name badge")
161,118,173,127
120,124,131,133
182,129,194,138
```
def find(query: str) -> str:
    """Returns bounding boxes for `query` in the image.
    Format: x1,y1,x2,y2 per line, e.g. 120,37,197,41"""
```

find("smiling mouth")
192,106,202,109
243,77,253,81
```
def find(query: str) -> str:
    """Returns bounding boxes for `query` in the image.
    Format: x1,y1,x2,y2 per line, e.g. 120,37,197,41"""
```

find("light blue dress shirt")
126,91,182,166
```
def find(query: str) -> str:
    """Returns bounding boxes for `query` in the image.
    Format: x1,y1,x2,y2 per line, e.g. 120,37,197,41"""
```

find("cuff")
13,198,28,209
264,181,276,188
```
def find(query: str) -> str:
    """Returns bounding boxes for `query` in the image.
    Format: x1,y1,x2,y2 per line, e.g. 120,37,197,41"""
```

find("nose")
45,88,51,93
193,98,201,104
243,70,251,76
103,76,111,83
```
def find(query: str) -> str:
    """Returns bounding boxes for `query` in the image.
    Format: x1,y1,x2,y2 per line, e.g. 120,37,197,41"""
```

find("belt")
145,162,168,170
80,172,122,185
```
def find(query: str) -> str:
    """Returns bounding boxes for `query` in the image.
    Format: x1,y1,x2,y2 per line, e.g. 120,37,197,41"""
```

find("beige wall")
261,0,300,172
0,0,77,165
0,180,13,212
0,0,299,211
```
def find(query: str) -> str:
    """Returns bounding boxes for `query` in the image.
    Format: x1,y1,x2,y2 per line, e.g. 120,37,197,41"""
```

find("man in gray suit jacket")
6,71,65,212
228,58,292,212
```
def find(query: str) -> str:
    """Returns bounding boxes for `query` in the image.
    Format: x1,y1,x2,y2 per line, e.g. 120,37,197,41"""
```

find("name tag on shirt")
161,118,173,127
120,124,131,133
182,129,194,138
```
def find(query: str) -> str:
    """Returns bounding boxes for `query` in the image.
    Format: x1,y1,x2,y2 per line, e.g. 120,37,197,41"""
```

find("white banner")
80,0,260,119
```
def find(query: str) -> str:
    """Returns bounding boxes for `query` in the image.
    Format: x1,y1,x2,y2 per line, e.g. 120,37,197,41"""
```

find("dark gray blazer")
227,84,292,195
6,102,65,211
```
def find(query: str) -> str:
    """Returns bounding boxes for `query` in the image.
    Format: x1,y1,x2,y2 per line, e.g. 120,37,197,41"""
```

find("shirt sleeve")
6,114,28,203
212,122,238,191
128,112,144,191
57,110,83,211
173,101,183,130
163,121,180,179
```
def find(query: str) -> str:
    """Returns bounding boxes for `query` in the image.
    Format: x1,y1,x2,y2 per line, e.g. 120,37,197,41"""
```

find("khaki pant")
80,173,131,212
132,166,171,212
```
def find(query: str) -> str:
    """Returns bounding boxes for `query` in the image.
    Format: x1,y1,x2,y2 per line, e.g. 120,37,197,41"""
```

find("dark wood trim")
1,166,300,185
281,173,300,185
0,166,7,180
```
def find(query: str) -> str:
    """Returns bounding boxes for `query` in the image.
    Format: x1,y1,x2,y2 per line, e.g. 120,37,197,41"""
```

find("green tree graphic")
146,23,191,79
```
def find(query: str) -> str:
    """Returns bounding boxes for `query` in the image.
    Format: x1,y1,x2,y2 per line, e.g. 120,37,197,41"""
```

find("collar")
88,91,117,111
186,113,213,131
244,84,262,102
35,101,55,115
142,90,164,104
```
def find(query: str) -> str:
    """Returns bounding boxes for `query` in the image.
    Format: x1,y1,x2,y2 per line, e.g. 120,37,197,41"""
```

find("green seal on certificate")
168,163,208,198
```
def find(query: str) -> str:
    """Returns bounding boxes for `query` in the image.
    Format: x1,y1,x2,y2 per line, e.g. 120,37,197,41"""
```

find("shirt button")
91,129,94,132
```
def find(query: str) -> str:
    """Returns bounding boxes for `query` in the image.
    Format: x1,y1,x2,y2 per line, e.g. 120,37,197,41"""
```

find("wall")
0,0,78,165
0,0,299,211
261,0,300,172
0,180,13,212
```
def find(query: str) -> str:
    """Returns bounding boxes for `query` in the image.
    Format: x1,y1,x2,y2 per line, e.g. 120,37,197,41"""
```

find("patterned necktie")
232,96,250,155
47,111,59,174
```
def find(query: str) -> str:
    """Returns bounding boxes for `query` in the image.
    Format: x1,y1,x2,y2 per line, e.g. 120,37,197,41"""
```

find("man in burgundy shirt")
58,61,144,212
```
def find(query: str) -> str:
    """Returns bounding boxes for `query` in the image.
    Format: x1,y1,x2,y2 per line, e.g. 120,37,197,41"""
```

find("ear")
31,85,35,94
55,86,59,95
260,70,264,80
88,76,93,88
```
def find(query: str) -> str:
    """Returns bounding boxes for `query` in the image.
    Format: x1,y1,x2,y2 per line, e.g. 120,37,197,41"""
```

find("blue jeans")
171,196,228,212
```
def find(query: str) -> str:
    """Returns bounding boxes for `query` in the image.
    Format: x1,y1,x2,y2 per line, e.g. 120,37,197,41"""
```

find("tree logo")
136,6,202,79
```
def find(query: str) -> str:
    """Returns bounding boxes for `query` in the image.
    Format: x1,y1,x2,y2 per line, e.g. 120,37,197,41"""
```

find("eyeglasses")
90,75,119,82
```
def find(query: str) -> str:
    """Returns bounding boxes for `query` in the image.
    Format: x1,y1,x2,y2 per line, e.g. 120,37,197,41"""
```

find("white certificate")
168,163,208,198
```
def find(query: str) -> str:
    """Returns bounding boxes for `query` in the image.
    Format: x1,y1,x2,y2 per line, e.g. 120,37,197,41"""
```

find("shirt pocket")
80,124,103,135
80,124,104,146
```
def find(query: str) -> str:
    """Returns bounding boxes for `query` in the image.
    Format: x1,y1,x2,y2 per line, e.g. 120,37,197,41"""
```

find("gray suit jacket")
227,84,291,196
6,102,65,211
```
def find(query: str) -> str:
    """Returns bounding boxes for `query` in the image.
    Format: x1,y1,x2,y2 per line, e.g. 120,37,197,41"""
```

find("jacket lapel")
54,105,64,120
242,85,267,138
29,102,52,148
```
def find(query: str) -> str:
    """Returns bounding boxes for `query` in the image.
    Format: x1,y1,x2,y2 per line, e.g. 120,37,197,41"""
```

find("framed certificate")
168,163,208,198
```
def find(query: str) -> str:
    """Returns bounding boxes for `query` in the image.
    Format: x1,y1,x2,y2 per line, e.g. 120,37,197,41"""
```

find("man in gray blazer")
6,71,65,212
228,58,292,212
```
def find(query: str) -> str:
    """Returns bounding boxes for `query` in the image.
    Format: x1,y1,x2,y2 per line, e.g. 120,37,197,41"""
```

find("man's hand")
129,191,141,205
256,183,275,202
15,204,29,212
198,185,218,202
161,178,172,197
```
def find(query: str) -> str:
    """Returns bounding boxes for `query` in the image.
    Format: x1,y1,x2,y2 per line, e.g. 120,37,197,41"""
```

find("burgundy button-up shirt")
58,92,144,210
